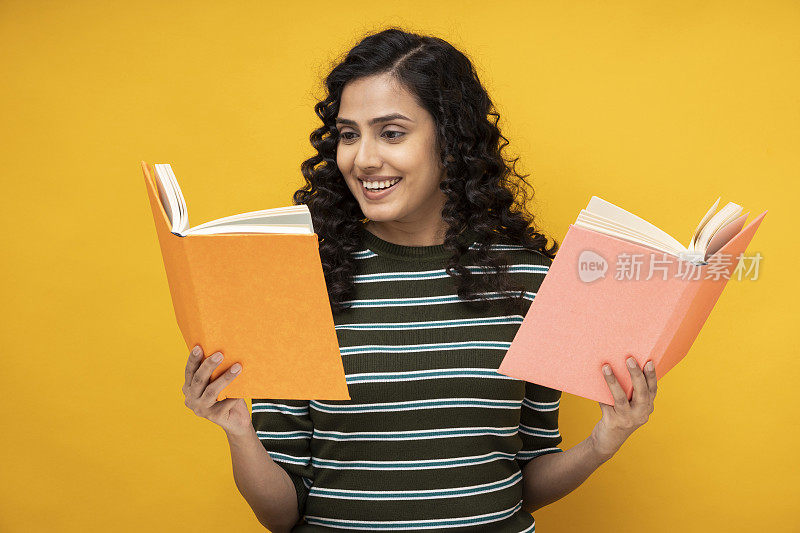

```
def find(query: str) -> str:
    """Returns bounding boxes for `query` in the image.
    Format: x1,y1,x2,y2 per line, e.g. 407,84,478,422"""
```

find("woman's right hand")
183,344,252,437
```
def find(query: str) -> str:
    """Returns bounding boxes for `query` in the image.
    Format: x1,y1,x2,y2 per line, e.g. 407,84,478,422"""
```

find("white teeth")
362,178,401,190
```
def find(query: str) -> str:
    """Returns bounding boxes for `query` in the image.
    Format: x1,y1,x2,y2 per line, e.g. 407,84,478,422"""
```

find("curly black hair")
293,27,559,316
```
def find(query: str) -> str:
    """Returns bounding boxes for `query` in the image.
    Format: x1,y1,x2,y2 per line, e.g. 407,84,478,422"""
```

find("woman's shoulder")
512,249,553,282
486,240,553,267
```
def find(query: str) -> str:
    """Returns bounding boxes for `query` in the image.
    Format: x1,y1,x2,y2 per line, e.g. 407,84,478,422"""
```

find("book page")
575,211,686,256
166,164,189,233
687,197,720,250
183,224,313,236
704,212,749,259
154,164,189,234
153,164,180,232
693,202,743,254
583,196,687,253
187,205,313,233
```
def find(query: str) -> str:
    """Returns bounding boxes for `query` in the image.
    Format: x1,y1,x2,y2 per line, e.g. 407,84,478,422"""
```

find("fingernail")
626,357,636,368
603,364,612,375
646,361,654,371
230,363,241,374
191,346,201,357
211,352,222,362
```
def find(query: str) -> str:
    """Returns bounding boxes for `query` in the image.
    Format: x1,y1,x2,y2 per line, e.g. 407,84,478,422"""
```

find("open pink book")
497,196,767,404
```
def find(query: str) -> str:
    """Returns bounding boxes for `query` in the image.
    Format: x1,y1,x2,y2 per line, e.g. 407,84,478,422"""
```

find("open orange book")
141,161,350,401
498,196,767,405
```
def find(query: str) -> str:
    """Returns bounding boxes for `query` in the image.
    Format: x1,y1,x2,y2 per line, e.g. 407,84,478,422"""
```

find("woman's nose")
354,136,383,169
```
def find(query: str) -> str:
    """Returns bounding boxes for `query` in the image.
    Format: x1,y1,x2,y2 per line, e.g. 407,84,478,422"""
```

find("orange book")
141,161,350,401
498,196,767,404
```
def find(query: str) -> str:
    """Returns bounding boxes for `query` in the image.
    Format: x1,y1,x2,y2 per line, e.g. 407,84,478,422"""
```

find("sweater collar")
358,224,480,261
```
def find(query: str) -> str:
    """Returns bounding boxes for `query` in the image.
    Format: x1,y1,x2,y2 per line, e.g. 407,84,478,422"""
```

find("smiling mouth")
359,177,402,191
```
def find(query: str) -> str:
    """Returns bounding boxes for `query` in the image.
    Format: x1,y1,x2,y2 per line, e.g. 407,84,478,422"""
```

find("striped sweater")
251,224,563,532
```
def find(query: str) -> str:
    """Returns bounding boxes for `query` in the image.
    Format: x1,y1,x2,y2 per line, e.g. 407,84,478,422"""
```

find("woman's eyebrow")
335,113,414,127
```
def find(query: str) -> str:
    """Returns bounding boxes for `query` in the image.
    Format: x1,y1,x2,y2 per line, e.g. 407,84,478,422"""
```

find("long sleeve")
515,381,564,470
250,399,315,516
513,252,563,469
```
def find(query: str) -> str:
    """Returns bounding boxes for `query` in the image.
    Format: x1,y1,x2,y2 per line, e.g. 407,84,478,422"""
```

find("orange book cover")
142,161,350,401
497,209,766,404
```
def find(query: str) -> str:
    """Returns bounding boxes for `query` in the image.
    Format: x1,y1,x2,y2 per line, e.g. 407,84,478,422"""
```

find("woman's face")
336,73,448,238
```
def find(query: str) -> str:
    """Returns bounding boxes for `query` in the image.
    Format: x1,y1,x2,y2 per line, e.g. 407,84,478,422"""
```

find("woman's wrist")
225,425,257,446
587,432,618,464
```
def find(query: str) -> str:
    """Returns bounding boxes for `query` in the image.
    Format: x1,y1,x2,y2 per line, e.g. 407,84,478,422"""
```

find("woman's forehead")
339,76,422,120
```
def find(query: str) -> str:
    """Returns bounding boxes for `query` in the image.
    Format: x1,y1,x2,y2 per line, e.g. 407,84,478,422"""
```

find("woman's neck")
363,220,450,247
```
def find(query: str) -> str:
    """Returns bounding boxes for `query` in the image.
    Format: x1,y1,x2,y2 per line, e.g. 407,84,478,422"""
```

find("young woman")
182,28,658,533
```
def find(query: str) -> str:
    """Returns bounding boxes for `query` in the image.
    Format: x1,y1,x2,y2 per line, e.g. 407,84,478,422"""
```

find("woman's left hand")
589,355,658,461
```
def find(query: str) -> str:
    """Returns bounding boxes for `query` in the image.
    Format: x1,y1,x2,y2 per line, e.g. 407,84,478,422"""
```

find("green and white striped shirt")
251,224,563,532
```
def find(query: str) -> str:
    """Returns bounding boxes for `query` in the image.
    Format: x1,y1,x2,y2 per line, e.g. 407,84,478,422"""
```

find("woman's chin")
361,207,400,221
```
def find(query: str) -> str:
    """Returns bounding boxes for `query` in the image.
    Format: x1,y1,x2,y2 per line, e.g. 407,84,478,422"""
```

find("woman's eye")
337,130,404,142
383,130,404,140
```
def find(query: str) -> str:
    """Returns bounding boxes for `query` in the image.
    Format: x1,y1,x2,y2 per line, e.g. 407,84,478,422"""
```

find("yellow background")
1,1,797,531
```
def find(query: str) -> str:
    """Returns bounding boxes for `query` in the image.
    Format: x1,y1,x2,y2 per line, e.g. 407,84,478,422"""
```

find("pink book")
498,196,767,404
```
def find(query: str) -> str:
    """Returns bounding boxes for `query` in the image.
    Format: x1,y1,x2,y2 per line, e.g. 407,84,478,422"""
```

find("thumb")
598,401,614,418
210,398,243,419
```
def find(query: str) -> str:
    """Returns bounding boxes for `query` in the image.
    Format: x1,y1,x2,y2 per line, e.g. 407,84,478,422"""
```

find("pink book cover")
497,210,767,404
